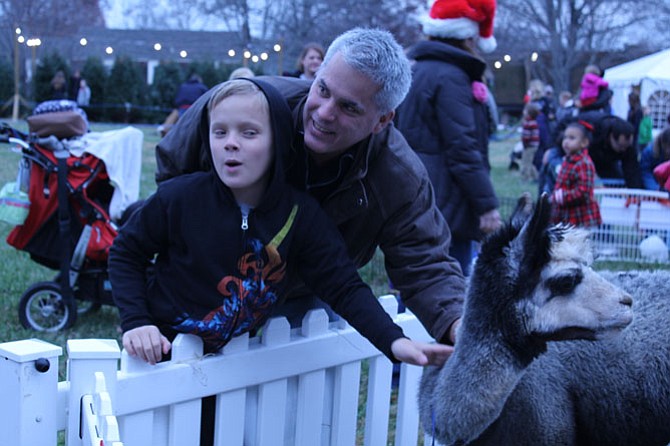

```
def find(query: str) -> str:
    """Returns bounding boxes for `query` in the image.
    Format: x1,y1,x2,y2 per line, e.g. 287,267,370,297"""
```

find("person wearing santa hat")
396,0,501,276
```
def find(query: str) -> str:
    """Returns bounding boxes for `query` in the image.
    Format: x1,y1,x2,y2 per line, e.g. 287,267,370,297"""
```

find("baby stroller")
0,119,142,331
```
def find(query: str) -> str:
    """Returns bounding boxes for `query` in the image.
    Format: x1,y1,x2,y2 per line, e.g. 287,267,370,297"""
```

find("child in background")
538,131,566,195
520,102,540,181
637,106,653,150
109,78,450,367
551,121,601,228
654,159,670,193
640,127,670,190
579,64,611,112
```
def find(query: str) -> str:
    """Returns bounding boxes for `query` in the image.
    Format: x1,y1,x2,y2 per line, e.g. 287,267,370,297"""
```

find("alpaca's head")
467,194,633,353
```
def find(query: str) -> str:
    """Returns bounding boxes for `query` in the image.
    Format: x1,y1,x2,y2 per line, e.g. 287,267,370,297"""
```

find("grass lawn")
0,120,665,379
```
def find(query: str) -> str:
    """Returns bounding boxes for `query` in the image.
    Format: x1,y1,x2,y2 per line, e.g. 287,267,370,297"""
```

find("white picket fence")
592,188,670,263
0,296,435,446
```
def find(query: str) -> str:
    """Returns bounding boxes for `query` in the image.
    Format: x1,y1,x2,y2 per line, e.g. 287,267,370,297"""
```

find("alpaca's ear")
509,192,534,229
507,194,552,279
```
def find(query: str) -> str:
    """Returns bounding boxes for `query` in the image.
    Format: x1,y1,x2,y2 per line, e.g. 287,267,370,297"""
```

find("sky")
101,0,236,31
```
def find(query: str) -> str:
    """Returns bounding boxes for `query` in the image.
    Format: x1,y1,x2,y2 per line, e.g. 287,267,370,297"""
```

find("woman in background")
284,42,324,81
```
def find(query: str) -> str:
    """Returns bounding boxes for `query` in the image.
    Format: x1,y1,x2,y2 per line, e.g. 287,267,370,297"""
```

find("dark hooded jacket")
110,79,404,359
174,76,208,108
154,76,465,345
395,40,499,241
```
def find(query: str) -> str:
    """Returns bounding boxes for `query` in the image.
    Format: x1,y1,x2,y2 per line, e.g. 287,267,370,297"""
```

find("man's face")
609,133,633,153
302,52,393,164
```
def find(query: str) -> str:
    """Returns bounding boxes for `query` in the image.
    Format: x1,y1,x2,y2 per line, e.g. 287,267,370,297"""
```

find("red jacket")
653,160,670,192
551,149,602,227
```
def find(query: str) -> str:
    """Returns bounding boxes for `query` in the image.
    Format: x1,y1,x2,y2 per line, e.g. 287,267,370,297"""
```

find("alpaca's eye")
547,270,583,296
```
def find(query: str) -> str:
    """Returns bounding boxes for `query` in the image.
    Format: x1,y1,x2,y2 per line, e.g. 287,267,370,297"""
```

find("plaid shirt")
521,117,540,150
551,149,602,227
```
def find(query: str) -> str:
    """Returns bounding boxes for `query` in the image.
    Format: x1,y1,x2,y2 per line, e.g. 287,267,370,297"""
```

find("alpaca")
420,194,670,446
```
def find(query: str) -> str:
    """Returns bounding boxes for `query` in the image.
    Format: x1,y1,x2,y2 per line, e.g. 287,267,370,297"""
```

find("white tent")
604,48,670,126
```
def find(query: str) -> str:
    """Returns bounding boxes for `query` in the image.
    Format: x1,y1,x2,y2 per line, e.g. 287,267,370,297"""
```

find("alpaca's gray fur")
420,195,670,446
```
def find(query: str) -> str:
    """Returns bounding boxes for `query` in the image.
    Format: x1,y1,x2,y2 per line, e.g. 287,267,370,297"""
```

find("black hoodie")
109,79,404,359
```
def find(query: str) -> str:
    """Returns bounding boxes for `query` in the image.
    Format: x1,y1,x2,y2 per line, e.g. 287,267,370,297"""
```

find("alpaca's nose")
620,293,633,307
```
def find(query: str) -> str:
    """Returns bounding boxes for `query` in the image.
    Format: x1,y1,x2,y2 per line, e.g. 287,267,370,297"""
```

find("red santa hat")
422,0,497,53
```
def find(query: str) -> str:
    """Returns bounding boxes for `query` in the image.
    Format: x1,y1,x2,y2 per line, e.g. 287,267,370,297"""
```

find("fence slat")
395,363,422,446
330,363,362,446
364,355,393,446
295,370,327,445
257,379,288,446
168,399,201,445
215,389,246,446
119,411,155,446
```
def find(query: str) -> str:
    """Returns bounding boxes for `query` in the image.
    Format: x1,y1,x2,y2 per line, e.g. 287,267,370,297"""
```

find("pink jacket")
580,73,609,102
653,160,670,192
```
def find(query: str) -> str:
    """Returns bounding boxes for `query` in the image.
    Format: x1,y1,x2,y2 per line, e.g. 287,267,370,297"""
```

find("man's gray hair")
322,28,412,114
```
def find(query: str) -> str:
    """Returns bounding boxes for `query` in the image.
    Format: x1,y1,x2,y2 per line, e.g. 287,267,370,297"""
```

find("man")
156,28,465,346
560,110,642,188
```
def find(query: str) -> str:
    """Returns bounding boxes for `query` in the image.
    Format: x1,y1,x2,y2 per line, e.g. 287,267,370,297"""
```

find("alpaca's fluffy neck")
427,317,541,444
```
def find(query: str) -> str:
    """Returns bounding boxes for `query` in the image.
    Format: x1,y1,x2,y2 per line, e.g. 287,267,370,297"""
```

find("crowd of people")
514,56,670,228
49,69,91,106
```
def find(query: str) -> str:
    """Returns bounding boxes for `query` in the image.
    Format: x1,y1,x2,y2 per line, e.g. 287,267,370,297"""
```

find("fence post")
0,339,62,446
66,339,120,446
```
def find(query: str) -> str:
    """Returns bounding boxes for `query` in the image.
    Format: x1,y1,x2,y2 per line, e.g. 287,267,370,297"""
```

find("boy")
109,78,450,367
550,121,601,227
521,102,541,181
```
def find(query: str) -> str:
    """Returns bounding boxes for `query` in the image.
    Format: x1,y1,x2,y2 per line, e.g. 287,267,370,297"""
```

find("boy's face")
302,52,393,164
562,127,588,156
209,93,273,206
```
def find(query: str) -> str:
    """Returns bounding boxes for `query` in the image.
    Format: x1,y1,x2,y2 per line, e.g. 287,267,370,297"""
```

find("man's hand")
122,325,172,365
479,209,502,234
391,338,454,367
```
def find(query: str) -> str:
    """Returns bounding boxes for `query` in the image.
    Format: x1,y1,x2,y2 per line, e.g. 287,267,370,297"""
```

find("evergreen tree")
81,57,108,122
189,60,225,89
151,61,183,111
0,58,14,117
33,51,70,104
105,55,145,122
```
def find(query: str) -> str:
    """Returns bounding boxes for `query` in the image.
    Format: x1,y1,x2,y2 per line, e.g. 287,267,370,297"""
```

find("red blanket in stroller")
7,143,117,269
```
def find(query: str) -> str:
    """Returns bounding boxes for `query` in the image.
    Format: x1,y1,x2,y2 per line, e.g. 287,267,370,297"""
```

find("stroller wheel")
19,282,77,331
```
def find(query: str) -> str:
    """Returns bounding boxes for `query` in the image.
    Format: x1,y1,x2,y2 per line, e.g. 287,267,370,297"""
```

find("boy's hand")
391,338,454,367
122,325,172,365
553,188,564,205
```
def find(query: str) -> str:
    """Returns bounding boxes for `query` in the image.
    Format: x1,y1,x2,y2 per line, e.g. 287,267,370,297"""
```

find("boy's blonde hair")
207,79,268,118
228,67,255,80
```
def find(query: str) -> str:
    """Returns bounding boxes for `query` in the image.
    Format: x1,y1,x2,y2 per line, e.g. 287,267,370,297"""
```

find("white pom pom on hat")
422,0,498,53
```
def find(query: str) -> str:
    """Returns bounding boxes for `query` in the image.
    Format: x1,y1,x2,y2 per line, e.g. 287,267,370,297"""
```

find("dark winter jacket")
174,77,208,108
110,79,404,359
562,110,643,188
395,40,499,241
154,75,465,345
